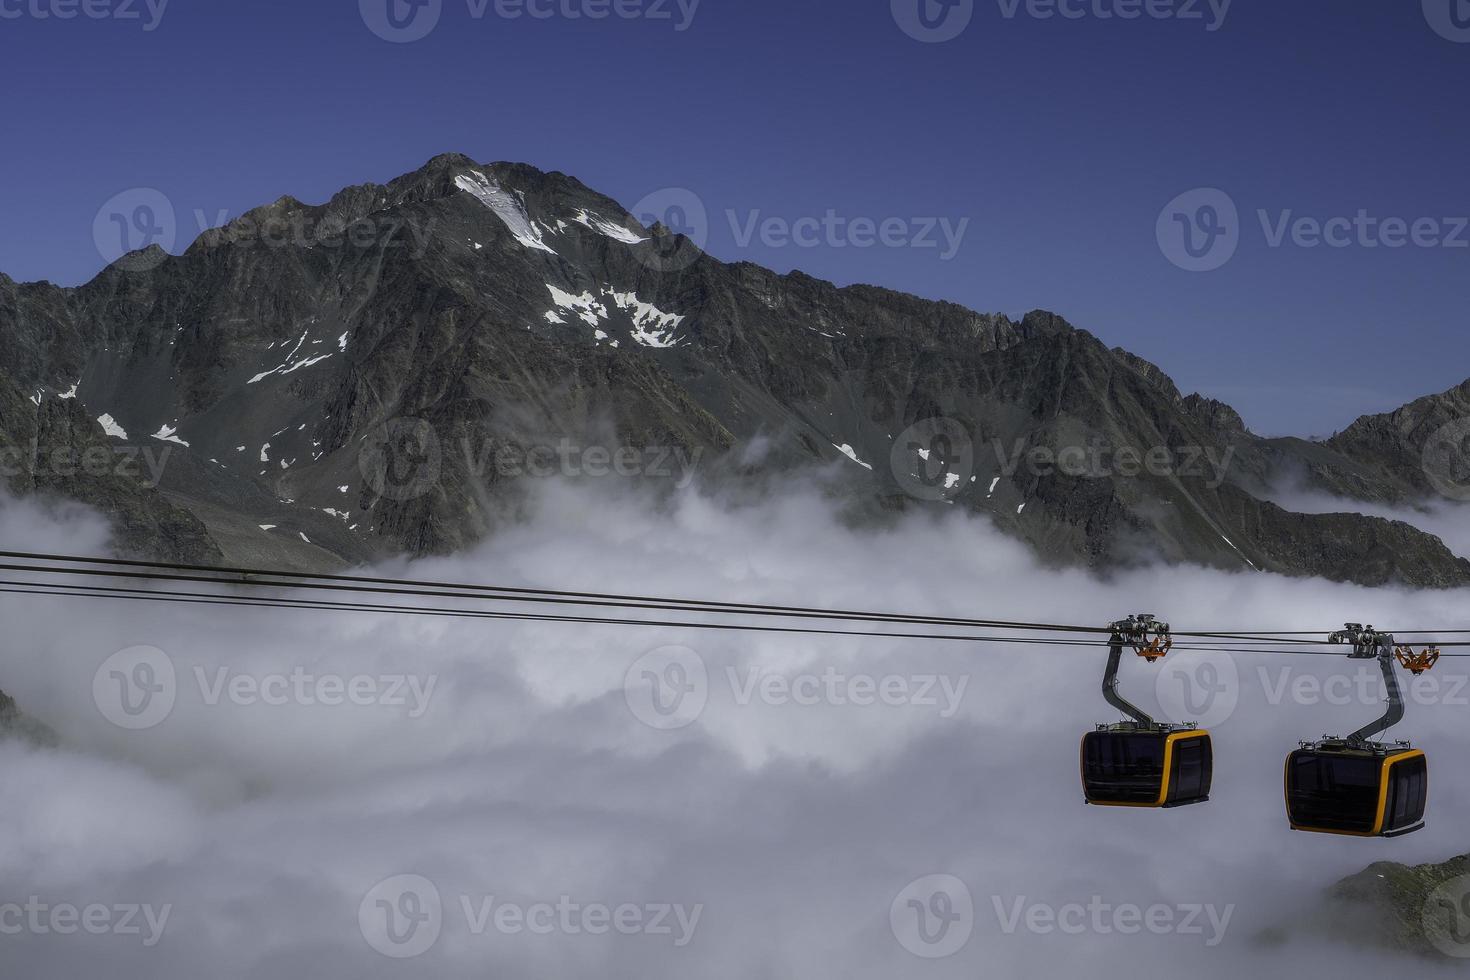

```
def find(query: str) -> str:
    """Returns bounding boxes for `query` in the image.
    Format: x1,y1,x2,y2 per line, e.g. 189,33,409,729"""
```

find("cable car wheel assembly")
1081,615,1213,809
1080,615,1438,837
1285,625,1431,838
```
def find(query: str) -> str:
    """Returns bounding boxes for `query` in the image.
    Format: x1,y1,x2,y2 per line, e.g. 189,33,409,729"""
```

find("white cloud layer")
0,482,1466,978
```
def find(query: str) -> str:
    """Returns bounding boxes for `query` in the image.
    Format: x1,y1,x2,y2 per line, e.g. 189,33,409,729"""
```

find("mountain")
1267,852,1470,960
0,688,57,746
1,153,1467,585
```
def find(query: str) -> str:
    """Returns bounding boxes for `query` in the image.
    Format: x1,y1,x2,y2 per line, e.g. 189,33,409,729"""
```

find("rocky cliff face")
1273,853,1470,961
1,153,1466,584
0,689,56,746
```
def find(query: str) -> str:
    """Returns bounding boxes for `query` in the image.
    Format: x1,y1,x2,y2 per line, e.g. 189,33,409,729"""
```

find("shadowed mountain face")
1,153,1467,584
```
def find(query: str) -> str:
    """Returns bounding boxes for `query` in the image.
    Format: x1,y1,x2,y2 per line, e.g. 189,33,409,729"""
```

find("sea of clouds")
0,477,1466,978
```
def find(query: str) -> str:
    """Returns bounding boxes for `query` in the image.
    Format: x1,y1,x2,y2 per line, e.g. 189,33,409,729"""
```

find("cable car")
1285,741,1426,837
1083,724,1213,808
1082,615,1212,809
1283,625,1430,838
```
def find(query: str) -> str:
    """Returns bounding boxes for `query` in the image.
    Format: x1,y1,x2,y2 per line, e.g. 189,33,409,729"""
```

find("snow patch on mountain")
571,208,649,245
455,171,557,254
151,423,189,447
543,285,687,347
97,414,128,439
545,285,609,327
248,331,335,385
834,444,872,470
606,290,686,347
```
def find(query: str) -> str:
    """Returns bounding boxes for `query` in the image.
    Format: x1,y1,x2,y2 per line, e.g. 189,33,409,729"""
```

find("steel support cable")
1,578,1456,656
0,552,1117,635
0,551,1336,644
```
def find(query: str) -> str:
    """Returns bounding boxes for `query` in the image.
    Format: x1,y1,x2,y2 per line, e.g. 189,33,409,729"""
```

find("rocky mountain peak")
0,156,1466,585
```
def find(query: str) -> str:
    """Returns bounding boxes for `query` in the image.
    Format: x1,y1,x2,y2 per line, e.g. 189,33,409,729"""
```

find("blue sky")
1,0,1466,435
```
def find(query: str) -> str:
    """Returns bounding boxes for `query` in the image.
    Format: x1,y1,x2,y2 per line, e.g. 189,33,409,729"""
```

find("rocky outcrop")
0,153,1466,584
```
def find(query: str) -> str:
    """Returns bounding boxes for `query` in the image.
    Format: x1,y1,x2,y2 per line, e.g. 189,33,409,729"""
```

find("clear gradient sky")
1,0,1466,436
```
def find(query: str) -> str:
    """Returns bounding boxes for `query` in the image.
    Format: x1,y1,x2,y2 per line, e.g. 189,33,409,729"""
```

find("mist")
0,477,1466,978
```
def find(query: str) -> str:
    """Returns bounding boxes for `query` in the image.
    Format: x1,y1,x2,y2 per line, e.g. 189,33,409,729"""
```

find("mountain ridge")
1,153,1466,584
